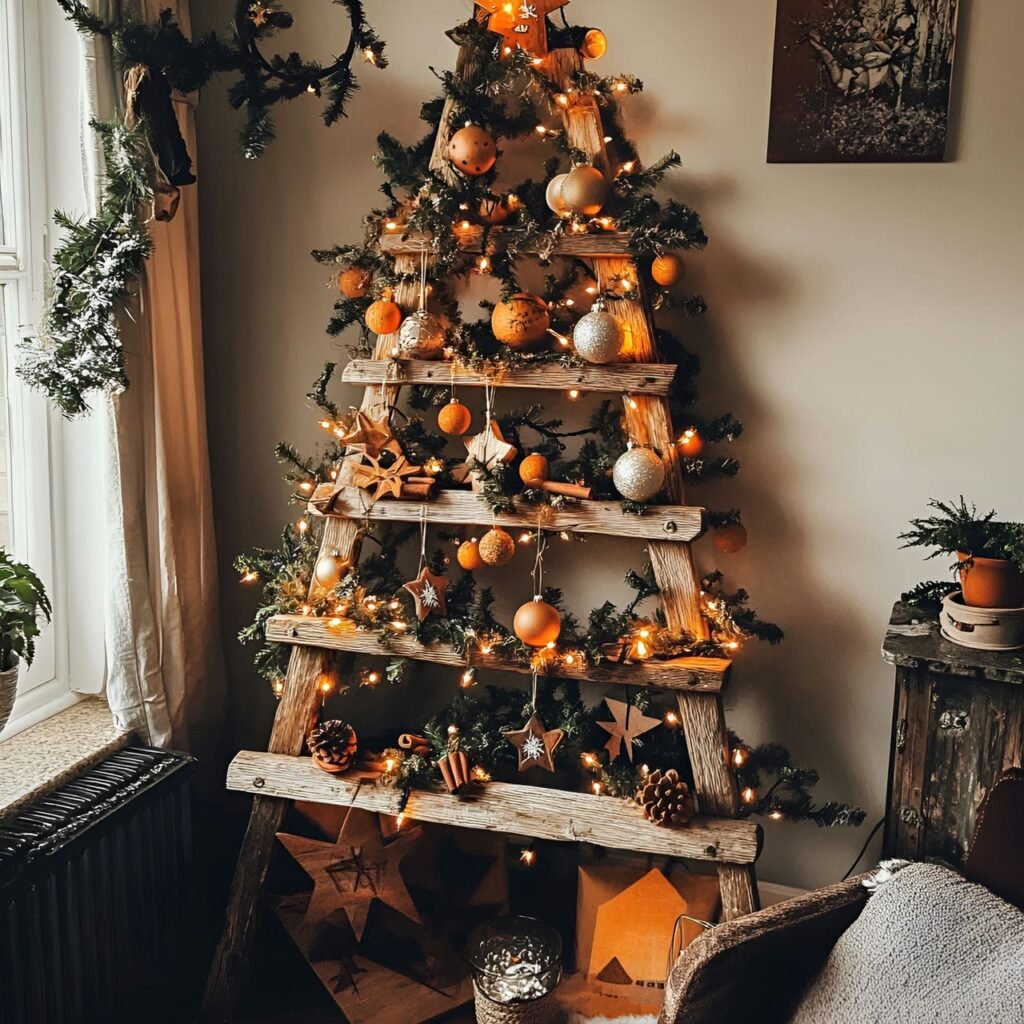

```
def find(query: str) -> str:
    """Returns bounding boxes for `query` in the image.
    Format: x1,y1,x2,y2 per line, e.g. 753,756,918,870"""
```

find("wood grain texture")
227,753,762,864
265,613,730,692
716,864,761,921
380,228,634,258
341,357,677,396
546,49,611,176
311,484,705,543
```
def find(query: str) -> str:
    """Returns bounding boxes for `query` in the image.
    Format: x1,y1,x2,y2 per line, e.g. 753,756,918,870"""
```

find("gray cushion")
790,863,1024,1024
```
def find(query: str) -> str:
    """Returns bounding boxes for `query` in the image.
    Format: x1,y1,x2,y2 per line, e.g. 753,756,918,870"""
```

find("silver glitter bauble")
572,305,623,364
397,309,445,359
545,173,570,216
613,447,666,502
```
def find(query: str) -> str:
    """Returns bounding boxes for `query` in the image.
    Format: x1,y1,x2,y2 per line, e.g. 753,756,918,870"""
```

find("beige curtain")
79,0,225,753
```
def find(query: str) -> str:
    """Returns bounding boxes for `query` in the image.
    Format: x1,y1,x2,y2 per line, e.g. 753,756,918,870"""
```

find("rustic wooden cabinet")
882,601,1024,865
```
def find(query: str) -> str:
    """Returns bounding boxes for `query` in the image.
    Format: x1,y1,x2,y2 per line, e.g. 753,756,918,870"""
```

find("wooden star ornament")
597,697,661,763
402,566,449,622
338,409,401,459
464,419,518,474
505,713,564,773
474,0,571,57
339,453,422,501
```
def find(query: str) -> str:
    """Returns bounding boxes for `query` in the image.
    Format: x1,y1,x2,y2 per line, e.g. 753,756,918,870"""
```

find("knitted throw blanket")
790,862,1024,1023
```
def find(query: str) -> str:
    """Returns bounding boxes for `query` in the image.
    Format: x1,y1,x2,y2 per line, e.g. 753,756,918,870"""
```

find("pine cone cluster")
308,719,358,775
636,768,696,828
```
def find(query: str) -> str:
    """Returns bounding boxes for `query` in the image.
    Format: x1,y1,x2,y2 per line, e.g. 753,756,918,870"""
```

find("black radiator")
0,746,194,1024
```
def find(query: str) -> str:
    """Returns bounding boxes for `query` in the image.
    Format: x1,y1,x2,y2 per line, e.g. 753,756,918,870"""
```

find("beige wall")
194,0,1024,889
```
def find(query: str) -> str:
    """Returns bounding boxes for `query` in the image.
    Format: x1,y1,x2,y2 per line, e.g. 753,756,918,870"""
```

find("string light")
296,518,309,534
318,674,334,695
476,256,491,274
591,781,603,796
240,570,259,584
741,786,758,804
567,388,581,401
460,667,478,688
664,710,679,726
732,746,749,768
518,532,533,544
298,480,314,493
581,751,599,769
520,848,536,866
424,457,444,475
272,678,285,698
363,47,377,65
769,808,785,821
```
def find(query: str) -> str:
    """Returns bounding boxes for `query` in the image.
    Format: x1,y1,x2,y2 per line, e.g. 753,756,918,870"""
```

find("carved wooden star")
402,566,449,622
339,453,422,501
597,697,661,763
464,419,518,475
277,809,423,941
474,0,571,57
505,713,564,773
338,409,401,459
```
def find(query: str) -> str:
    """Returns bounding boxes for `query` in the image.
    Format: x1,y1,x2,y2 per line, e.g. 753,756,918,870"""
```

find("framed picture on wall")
767,0,960,162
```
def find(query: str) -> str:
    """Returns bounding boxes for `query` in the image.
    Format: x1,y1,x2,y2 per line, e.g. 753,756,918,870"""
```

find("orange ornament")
479,196,511,225
651,253,684,288
712,522,748,554
337,266,372,298
491,294,551,350
514,599,562,648
478,527,515,567
457,539,485,571
438,400,473,436
580,28,608,60
519,454,550,488
448,125,497,177
365,299,403,335
677,429,704,457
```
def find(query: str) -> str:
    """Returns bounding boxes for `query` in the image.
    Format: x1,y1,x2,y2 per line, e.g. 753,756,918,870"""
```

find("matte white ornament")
397,309,445,359
572,300,623,364
613,446,666,502
545,173,570,216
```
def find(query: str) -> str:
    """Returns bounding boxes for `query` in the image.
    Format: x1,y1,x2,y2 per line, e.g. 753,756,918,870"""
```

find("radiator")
0,746,194,1024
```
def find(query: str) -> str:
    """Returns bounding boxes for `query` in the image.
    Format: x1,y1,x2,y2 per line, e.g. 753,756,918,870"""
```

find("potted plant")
0,551,53,734
900,498,1024,609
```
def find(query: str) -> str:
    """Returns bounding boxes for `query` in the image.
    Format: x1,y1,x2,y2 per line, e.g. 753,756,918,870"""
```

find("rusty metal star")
597,697,661,763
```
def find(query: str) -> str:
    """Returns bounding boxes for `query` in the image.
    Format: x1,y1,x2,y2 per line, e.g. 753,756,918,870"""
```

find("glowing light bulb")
732,747,748,768
567,388,581,401
664,710,679,726
240,570,258,584
520,848,535,866
741,786,758,804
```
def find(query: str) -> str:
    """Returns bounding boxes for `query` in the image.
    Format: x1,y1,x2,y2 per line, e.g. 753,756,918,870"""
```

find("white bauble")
545,173,570,216
397,309,445,359
572,305,623,364
613,447,666,502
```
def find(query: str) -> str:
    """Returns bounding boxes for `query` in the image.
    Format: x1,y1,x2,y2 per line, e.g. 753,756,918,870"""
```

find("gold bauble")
613,447,666,502
514,599,562,648
545,173,570,216
479,195,511,225
519,453,550,487
438,400,472,436
457,539,485,571
337,266,372,298
365,299,403,335
314,552,350,590
478,527,515,566
572,305,624,364
712,522,748,554
560,165,609,217
491,294,551,350
580,28,608,60
397,309,445,359
447,125,497,177
651,253,684,288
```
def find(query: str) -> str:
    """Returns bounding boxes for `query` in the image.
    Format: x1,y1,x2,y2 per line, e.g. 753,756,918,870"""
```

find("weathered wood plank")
341,357,676,397
227,752,763,865
310,484,705,543
265,613,730,692
716,864,761,921
380,228,634,258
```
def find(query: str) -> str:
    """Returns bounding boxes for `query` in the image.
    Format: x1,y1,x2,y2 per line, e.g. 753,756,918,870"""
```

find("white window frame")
0,0,77,737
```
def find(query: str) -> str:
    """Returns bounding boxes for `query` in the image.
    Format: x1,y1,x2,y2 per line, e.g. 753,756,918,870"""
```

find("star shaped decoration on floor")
597,697,662,763
277,809,423,942
337,409,402,460
339,453,422,501
473,0,570,57
464,419,518,475
402,566,449,622
505,712,564,773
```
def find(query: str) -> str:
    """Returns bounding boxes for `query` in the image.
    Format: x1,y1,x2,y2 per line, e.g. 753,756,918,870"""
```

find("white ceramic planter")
940,591,1024,651
0,664,20,734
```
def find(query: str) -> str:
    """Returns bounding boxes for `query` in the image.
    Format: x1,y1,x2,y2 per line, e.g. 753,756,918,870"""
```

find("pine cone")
636,768,695,828
308,720,358,775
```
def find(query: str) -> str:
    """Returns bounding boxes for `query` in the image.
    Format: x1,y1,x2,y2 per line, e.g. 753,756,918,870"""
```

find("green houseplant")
900,498,1024,609
0,551,53,734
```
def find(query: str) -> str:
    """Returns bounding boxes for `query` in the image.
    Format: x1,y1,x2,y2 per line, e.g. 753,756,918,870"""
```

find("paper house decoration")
577,865,720,1005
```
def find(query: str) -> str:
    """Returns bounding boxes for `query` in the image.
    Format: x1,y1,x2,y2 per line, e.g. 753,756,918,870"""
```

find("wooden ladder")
202,32,759,1024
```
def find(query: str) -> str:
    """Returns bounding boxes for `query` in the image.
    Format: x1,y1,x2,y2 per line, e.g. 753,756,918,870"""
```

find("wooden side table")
882,601,1024,866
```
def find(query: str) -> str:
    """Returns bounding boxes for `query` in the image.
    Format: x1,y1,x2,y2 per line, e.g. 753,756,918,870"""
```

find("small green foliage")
0,552,53,671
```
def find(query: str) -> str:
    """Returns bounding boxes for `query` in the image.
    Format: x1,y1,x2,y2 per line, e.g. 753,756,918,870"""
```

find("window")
0,0,74,736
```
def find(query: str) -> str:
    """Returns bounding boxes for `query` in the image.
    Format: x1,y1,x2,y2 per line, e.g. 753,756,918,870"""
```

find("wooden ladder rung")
308,484,705,544
227,752,762,864
342,358,677,397
266,613,731,692
380,228,634,258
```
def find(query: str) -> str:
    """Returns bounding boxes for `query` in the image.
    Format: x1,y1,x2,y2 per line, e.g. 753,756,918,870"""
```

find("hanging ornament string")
532,519,547,599
418,245,429,312
417,504,428,575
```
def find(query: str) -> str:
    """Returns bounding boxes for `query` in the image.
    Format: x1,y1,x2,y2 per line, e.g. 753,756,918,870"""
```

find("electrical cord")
841,817,886,880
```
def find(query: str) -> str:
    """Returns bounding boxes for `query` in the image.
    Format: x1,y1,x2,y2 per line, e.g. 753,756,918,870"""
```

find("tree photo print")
768,0,960,162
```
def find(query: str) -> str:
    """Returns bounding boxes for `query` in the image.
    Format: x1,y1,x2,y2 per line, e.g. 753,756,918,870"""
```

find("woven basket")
473,982,558,1024
0,665,19,735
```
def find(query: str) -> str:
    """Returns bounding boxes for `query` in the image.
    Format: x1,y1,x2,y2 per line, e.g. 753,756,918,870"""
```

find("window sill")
0,697,130,818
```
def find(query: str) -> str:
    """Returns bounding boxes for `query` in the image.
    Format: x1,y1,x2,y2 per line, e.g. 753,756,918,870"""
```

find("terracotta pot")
958,552,1024,609
0,664,20,735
